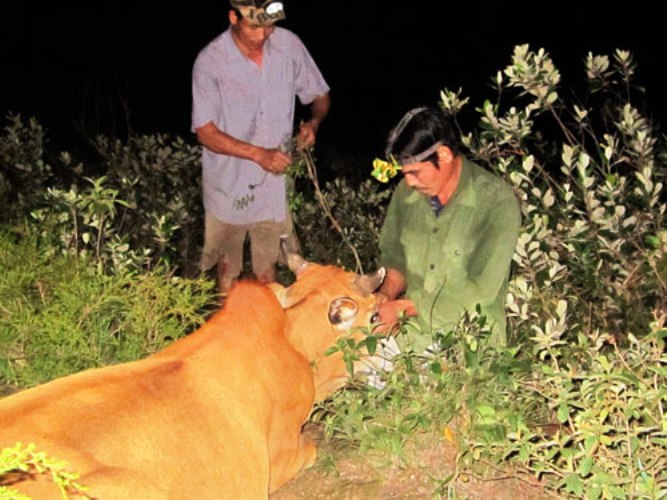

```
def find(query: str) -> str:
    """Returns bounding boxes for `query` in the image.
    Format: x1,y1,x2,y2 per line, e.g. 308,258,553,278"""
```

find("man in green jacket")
375,107,522,352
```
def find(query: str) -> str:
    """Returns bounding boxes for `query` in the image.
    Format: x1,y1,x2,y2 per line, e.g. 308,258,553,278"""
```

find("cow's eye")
328,297,358,325
370,312,380,324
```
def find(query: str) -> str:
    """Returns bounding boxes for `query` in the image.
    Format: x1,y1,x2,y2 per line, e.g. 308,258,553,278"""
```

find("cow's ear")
328,297,358,329
267,283,290,307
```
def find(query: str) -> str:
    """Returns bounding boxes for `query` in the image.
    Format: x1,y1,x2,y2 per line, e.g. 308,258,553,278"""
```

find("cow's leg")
299,432,318,469
268,429,317,493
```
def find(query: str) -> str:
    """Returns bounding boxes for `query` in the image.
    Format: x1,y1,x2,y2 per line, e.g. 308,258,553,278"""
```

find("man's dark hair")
229,0,250,19
386,107,461,167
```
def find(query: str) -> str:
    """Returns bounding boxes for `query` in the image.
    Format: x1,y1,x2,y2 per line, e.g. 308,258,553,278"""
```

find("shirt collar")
429,196,446,216
224,27,274,65
449,157,476,208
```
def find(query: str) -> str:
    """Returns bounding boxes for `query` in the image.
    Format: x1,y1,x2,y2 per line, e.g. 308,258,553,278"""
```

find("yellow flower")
443,425,456,443
371,156,401,183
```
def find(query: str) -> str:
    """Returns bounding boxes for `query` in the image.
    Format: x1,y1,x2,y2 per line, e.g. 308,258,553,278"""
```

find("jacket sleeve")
378,184,408,277
458,191,522,306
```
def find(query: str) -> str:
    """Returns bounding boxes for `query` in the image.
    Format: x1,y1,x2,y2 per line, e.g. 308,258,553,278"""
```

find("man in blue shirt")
192,0,330,297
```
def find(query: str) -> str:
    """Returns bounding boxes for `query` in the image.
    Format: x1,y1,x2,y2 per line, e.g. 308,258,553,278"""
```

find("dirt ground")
271,424,551,500
1,381,550,499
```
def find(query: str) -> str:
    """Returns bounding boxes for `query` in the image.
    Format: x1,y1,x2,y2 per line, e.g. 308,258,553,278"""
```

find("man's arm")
297,93,331,149
195,121,292,174
375,267,417,333
377,267,407,301
374,185,417,331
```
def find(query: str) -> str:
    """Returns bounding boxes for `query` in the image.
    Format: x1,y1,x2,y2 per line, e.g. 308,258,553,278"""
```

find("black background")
2,3,664,160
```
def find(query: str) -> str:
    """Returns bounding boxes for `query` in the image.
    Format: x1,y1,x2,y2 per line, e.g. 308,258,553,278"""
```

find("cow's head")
270,250,385,401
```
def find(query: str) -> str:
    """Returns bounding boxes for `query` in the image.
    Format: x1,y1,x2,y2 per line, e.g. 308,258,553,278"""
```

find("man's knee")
254,266,276,284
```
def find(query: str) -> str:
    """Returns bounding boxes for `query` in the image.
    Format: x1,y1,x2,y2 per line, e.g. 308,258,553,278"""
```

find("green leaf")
584,434,601,456
586,485,602,500
477,405,496,417
323,346,339,356
578,456,594,477
363,335,377,355
546,91,558,106
565,473,584,496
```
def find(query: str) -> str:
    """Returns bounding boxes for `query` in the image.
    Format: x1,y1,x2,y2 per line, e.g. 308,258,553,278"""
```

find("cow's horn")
281,235,310,276
354,267,386,295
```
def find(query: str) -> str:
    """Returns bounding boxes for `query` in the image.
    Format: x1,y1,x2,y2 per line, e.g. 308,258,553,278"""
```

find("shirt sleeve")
458,191,522,306
191,52,222,132
292,36,329,105
378,184,408,276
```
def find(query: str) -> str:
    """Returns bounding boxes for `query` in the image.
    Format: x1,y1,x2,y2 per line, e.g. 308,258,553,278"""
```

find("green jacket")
379,158,521,352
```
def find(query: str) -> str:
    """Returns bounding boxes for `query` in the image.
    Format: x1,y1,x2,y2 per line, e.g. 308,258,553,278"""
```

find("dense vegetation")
1,45,665,498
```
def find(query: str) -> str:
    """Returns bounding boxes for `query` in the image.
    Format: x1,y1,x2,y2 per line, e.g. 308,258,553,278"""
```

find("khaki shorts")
199,212,300,289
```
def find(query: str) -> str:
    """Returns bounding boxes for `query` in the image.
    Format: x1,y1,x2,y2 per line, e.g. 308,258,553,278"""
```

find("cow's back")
0,282,315,499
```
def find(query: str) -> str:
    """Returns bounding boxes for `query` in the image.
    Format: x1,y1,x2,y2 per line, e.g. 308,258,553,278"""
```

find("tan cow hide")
0,262,383,499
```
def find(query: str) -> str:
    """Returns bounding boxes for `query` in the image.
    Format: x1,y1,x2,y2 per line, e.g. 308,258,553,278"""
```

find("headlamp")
265,2,284,16
231,0,286,26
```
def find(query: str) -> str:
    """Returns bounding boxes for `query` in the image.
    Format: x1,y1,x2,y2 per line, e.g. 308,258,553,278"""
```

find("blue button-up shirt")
192,27,329,223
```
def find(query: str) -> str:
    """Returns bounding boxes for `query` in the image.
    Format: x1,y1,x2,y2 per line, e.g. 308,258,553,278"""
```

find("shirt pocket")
439,207,477,287
441,242,473,288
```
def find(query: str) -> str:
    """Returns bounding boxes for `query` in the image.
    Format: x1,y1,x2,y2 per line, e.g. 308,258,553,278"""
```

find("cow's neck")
283,307,350,401
283,311,331,363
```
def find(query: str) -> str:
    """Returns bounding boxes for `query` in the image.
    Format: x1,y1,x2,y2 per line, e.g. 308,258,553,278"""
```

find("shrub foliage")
0,45,665,498
317,46,666,498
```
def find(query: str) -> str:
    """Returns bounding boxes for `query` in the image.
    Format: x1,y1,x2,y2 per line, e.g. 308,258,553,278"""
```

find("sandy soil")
271,424,551,500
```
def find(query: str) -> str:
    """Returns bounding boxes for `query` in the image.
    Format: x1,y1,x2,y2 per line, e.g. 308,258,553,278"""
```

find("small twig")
299,148,364,273
472,458,558,496
548,106,580,147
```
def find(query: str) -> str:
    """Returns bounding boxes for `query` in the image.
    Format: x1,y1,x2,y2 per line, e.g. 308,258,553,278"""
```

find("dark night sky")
2,3,664,160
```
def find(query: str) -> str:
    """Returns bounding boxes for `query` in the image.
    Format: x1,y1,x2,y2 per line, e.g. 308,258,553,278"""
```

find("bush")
92,133,204,275
314,45,667,498
0,228,214,390
0,115,54,222
459,46,666,344
0,443,88,499
1,44,665,499
0,118,204,276
293,174,392,273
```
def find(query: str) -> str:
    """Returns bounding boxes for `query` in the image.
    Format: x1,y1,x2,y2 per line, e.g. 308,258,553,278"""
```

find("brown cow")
0,256,384,499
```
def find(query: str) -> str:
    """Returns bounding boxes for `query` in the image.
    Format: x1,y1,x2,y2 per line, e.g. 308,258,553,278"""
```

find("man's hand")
195,122,292,174
296,120,318,150
374,297,417,334
256,148,292,174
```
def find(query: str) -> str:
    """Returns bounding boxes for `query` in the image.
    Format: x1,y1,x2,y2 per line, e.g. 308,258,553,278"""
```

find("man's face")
230,11,276,51
401,161,447,197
